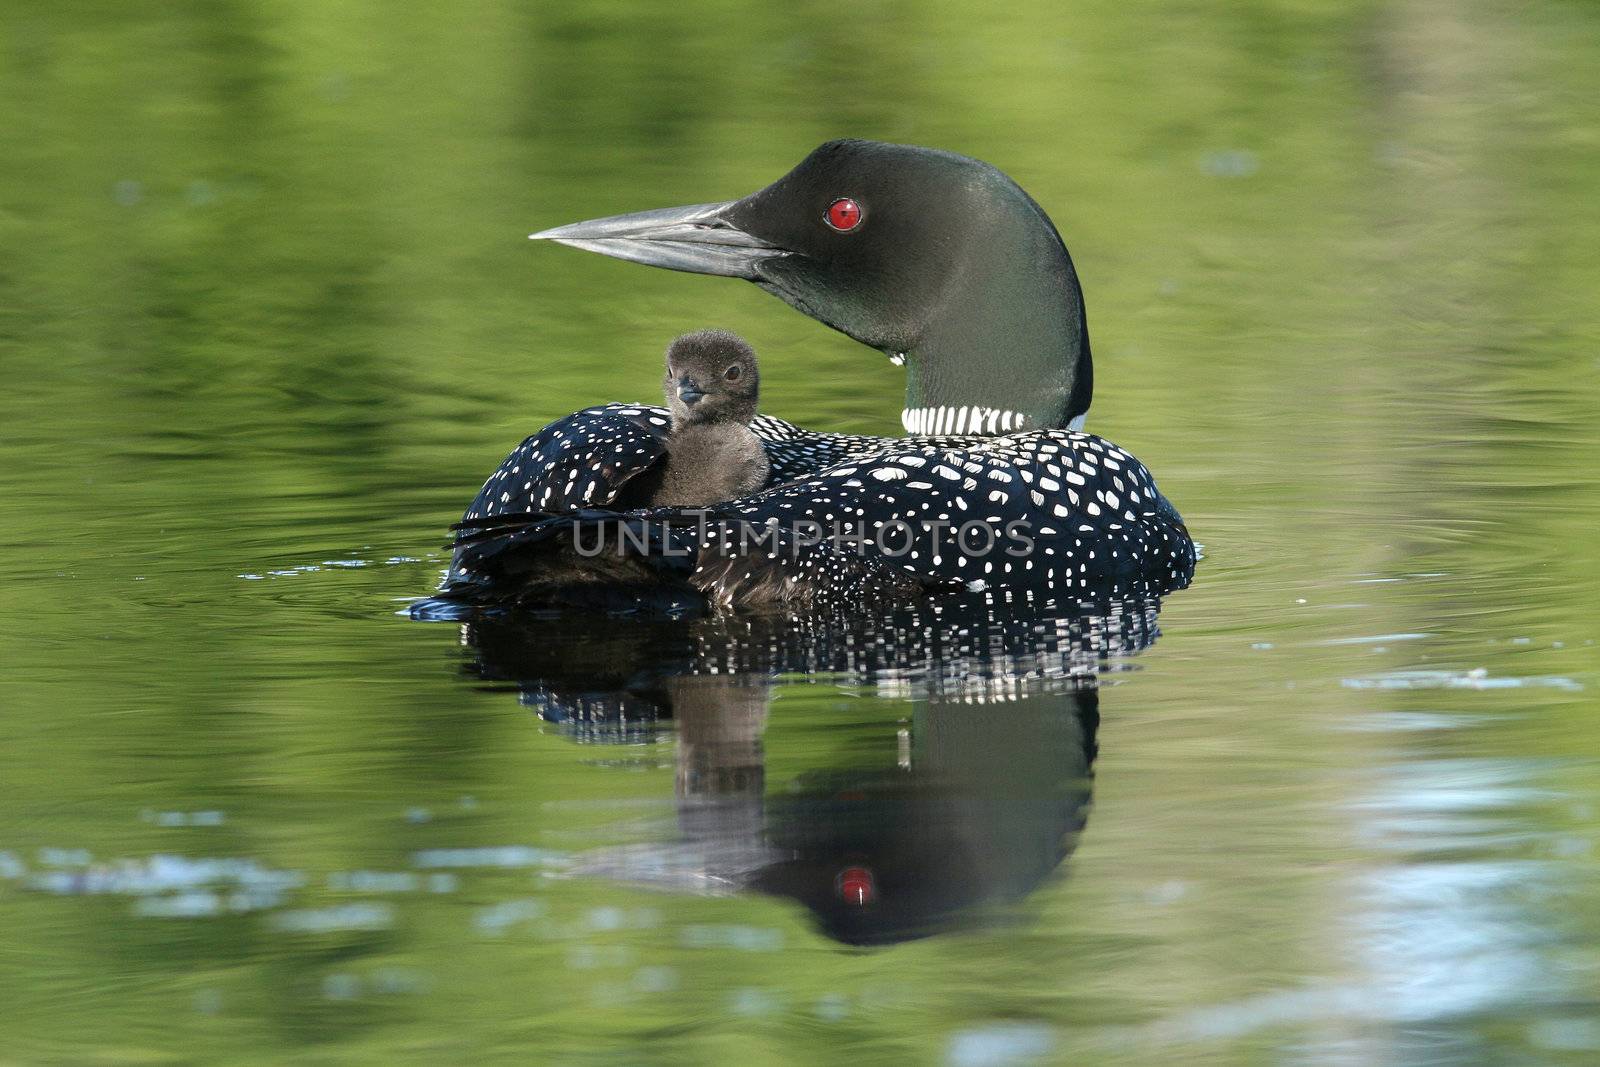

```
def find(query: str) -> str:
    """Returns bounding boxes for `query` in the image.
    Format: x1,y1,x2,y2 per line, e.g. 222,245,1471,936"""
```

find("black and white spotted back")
440,402,1194,609
461,404,673,521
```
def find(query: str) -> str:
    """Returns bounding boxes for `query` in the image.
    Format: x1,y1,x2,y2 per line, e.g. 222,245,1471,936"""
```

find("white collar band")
900,405,1043,436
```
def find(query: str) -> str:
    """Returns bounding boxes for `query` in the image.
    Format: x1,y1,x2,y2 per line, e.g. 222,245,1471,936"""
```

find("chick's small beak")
677,379,706,406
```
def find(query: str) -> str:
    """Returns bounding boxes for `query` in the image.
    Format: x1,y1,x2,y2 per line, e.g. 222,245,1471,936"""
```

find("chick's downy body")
651,330,770,507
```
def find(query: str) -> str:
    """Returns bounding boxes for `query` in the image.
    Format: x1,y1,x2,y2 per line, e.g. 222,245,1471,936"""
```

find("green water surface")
3,1,1599,1063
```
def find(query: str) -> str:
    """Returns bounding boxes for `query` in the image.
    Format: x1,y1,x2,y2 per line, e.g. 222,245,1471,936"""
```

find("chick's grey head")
664,329,760,426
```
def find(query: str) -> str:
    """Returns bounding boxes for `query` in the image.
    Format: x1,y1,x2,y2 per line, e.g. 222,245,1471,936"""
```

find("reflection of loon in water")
460,596,1156,945
671,678,1097,946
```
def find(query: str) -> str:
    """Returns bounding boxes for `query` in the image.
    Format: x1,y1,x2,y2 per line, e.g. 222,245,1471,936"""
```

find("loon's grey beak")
677,381,706,406
530,201,785,280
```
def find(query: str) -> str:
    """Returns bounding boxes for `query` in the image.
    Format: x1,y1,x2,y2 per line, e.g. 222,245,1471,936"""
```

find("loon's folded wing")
749,414,891,484
719,430,1195,596
459,403,673,523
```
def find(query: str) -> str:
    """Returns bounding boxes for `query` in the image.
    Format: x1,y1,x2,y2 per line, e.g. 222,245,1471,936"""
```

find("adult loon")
425,140,1195,616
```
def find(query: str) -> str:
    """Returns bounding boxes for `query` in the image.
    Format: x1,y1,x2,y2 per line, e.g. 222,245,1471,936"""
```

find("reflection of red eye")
835,866,876,905
825,197,862,232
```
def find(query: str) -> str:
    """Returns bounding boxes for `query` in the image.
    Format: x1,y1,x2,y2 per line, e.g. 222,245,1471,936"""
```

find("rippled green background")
4,0,1600,1063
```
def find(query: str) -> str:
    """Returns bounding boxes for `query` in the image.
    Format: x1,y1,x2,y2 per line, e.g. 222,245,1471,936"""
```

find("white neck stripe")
901,405,1035,436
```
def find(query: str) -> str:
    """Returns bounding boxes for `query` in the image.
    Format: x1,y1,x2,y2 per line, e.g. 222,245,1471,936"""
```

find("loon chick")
427,140,1195,617
651,330,770,507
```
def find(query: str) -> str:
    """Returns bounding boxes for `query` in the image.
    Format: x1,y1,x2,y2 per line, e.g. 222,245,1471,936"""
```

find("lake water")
3,2,1599,1064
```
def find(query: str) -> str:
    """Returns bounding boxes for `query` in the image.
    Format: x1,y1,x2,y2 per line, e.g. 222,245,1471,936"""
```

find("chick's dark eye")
724,364,742,382
825,197,862,232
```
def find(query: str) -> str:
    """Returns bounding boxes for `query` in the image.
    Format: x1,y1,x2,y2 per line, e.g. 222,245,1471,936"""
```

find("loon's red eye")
825,197,862,232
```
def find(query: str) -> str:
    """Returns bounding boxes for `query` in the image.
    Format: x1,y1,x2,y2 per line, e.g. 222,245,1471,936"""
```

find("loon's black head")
532,139,1092,435
662,328,759,427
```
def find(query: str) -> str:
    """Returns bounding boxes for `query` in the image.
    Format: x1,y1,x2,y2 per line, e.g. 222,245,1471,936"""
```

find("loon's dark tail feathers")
425,508,952,618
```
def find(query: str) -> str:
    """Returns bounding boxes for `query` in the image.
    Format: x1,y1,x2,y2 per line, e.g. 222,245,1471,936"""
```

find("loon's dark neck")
898,190,1092,436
